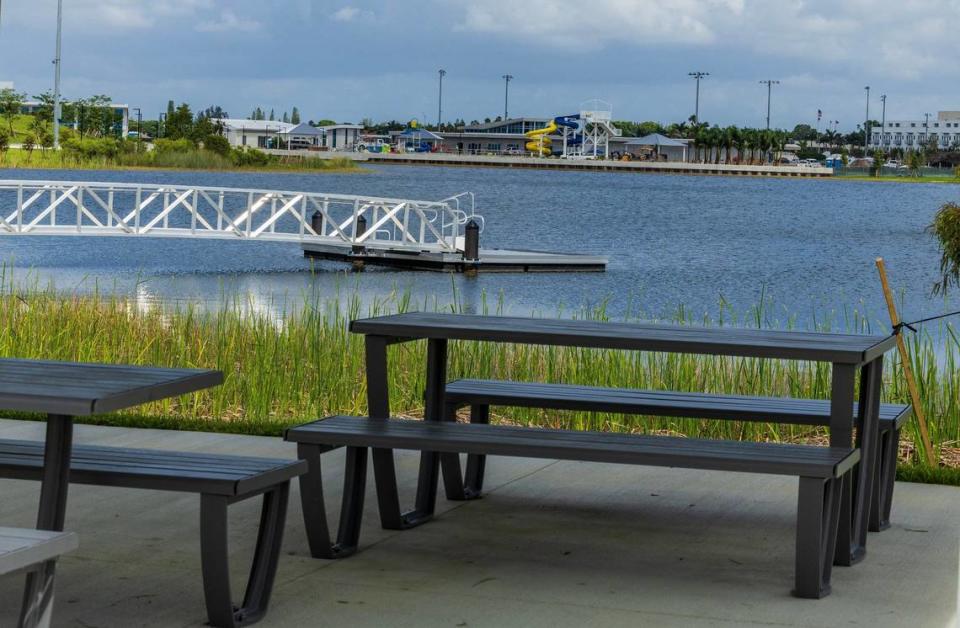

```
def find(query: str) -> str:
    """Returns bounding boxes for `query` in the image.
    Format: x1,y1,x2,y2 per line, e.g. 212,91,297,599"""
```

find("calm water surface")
0,165,956,331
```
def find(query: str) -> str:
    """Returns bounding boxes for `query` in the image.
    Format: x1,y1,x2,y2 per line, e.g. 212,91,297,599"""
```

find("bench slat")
287,416,859,478
0,439,306,496
446,380,912,429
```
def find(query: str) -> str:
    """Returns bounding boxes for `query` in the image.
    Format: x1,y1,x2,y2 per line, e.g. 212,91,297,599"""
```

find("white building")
216,119,363,151
870,111,960,151
216,119,294,149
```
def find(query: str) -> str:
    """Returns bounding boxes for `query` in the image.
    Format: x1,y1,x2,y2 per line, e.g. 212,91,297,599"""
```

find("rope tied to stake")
892,308,960,335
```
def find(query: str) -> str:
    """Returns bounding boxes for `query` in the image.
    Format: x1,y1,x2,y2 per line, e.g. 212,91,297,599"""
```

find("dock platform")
302,241,607,272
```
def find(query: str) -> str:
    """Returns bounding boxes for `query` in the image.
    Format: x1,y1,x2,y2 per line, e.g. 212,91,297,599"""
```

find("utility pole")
437,69,446,130
759,80,779,130
52,0,63,149
502,74,513,120
688,72,709,124
863,86,870,153
132,107,141,151
880,94,886,151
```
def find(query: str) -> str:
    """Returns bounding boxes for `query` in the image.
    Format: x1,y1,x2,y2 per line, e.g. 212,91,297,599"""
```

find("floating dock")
302,240,607,272
0,180,606,274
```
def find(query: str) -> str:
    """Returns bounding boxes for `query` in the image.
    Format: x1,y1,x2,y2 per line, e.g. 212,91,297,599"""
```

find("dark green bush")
203,135,231,157
231,147,270,167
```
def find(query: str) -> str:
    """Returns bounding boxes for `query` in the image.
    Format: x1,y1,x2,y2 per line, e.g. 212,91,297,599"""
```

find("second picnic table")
347,312,898,568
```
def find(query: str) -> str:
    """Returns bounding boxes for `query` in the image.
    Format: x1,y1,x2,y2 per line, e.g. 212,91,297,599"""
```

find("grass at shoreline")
0,147,364,174
0,283,956,485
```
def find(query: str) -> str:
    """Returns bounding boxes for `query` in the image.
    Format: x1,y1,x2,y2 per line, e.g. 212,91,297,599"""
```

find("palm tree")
735,128,748,164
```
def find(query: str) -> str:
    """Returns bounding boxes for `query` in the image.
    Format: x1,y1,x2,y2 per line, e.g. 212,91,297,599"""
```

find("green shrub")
231,147,270,167
203,134,231,157
153,138,195,154
61,137,120,161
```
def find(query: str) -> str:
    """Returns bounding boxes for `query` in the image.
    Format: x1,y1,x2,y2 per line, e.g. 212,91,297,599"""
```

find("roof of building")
215,119,294,133
624,133,688,147
281,122,323,136
464,117,550,131
398,128,443,140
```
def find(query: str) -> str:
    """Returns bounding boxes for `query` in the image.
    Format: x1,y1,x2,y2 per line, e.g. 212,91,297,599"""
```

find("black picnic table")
0,358,222,626
348,312,897,567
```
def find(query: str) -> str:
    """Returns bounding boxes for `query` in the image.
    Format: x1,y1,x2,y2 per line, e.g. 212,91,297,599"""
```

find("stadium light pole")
52,0,63,149
880,94,886,150
863,86,870,153
502,74,513,120
688,72,708,124
760,80,780,130
437,69,446,130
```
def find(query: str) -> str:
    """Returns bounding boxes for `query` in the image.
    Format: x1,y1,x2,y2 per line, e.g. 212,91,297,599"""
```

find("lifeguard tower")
573,99,621,159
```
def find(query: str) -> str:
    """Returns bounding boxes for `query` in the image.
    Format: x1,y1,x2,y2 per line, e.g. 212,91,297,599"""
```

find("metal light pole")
52,0,63,149
688,72,709,124
437,69,446,130
863,86,870,152
880,94,886,151
759,80,779,130
132,107,141,151
502,74,513,120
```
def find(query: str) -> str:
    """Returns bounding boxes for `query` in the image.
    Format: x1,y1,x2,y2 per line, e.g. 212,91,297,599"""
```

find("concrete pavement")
0,419,956,627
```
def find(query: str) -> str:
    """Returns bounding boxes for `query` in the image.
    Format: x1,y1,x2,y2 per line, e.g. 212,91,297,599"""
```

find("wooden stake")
875,257,936,466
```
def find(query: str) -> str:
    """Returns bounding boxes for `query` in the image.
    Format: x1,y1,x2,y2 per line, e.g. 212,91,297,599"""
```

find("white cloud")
453,0,744,48
195,9,261,33
331,6,374,22
6,0,214,31
449,0,960,79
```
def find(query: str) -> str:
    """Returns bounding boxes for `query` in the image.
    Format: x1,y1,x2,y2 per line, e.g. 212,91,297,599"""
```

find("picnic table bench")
444,380,910,531
286,313,898,599
0,358,302,628
0,527,78,628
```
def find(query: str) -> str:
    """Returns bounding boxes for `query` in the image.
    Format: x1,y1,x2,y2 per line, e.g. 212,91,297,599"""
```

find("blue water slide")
554,114,580,129
554,114,583,144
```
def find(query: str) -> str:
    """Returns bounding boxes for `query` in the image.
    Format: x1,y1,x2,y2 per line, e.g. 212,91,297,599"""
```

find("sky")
0,0,958,131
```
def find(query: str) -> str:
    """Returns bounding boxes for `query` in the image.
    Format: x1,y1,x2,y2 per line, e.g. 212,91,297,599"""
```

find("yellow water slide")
525,119,557,156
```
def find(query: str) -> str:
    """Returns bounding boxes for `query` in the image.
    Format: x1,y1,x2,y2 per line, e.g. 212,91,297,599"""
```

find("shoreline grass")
0,282,956,485
0,147,366,175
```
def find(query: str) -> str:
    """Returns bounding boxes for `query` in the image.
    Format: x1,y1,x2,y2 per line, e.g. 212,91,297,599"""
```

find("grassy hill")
1,114,46,143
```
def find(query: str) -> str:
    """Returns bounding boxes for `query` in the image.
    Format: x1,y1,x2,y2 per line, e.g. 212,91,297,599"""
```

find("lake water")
0,165,957,331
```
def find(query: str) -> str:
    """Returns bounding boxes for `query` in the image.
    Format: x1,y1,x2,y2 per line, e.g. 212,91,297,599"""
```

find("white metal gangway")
0,180,482,254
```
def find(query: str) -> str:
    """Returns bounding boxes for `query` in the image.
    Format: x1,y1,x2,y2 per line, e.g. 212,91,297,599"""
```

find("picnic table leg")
793,476,842,598
831,358,883,566
463,404,490,498
851,357,883,557
829,364,856,566
365,335,441,529
18,414,74,628
869,423,899,532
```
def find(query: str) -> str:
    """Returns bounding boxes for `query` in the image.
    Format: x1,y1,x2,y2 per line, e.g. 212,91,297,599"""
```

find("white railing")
0,180,480,253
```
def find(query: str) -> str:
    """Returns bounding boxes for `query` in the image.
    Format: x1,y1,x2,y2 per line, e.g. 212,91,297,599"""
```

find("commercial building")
387,117,678,159
869,111,960,151
19,100,130,136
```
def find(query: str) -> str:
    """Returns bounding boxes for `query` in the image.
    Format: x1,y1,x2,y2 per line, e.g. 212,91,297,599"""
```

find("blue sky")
0,0,957,131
